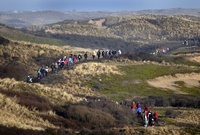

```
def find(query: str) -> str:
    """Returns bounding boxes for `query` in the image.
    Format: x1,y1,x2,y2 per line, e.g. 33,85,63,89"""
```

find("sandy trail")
147,72,200,94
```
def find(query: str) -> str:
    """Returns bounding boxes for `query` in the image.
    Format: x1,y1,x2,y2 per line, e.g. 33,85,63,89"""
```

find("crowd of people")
131,102,159,127
26,49,122,82
26,49,159,127
26,49,160,128
91,49,122,60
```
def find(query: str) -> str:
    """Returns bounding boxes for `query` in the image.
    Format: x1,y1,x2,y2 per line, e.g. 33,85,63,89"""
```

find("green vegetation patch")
174,81,200,95
85,64,199,101
169,55,200,67
0,26,64,46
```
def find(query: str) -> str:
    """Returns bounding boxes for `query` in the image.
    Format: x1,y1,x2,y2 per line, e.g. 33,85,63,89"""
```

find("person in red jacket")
64,58,68,65
73,55,77,63
143,105,150,113
131,101,137,112
153,111,159,125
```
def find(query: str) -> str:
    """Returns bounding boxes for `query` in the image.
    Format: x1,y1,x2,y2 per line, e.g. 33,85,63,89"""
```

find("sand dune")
147,72,200,94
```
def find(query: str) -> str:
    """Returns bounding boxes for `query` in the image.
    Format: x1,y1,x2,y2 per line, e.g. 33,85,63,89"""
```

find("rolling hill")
0,10,200,134
0,8,200,28
0,36,200,134
24,14,200,54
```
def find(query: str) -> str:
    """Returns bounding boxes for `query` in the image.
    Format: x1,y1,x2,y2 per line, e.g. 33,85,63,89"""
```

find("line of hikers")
27,49,122,82
131,102,159,127
91,49,122,60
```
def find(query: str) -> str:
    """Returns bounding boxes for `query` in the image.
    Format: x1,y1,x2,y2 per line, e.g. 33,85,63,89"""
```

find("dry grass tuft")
0,93,57,130
0,78,82,104
71,62,122,76
143,125,189,135
48,62,123,96
175,110,200,126
0,39,72,78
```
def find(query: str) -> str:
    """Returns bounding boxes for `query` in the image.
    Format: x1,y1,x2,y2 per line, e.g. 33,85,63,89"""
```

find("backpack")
154,112,158,118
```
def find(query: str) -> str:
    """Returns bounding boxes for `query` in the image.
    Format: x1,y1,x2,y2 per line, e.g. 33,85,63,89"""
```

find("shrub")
132,95,200,108
165,109,181,118
79,96,134,125
0,89,52,111
0,63,29,81
0,36,10,45
65,105,116,129
0,125,46,135
39,114,80,130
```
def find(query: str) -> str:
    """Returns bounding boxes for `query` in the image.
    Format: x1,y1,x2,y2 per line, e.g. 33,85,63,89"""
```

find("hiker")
64,57,68,65
109,50,112,56
45,65,48,76
84,52,88,61
106,50,109,57
51,63,55,73
137,106,142,119
143,105,150,127
37,68,41,79
136,102,141,109
131,101,137,112
78,54,82,62
112,50,117,55
143,105,150,113
143,111,148,127
41,67,45,77
153,111,159,125
60,59,65,68
92,50,96,59
68,55,72,66
55,62,58,72
58,59,61,68
102,50,105,58
26,75,32,83
73,55,77,63
97,50,101,60
148,111,154,126
118,49,122,55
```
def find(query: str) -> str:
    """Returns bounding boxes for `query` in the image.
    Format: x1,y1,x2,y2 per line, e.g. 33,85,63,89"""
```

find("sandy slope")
147,72,200,94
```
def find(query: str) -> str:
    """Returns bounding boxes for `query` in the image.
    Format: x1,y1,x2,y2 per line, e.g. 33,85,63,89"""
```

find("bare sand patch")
147,72,200,94
88,19,106,27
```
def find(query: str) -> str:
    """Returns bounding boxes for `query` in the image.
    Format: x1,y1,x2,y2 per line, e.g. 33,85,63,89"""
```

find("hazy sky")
1,0,200,12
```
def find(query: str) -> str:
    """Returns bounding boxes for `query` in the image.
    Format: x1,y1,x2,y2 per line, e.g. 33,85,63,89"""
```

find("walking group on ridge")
26,49,122,83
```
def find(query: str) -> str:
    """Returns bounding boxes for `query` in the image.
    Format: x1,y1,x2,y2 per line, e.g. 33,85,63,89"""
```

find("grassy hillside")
0,36,72,80
0,36,200,134
1,9,200,28
25,15,200,54
0,24,64,46
1,12,200,134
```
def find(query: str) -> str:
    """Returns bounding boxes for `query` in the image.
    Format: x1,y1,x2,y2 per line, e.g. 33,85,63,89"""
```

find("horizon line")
1,7,200,13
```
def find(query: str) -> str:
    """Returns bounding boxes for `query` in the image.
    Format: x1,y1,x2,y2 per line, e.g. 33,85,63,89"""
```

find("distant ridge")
0,8,200,28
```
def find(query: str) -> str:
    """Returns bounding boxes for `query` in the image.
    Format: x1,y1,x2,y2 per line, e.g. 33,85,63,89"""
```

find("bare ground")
147,72,200,94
